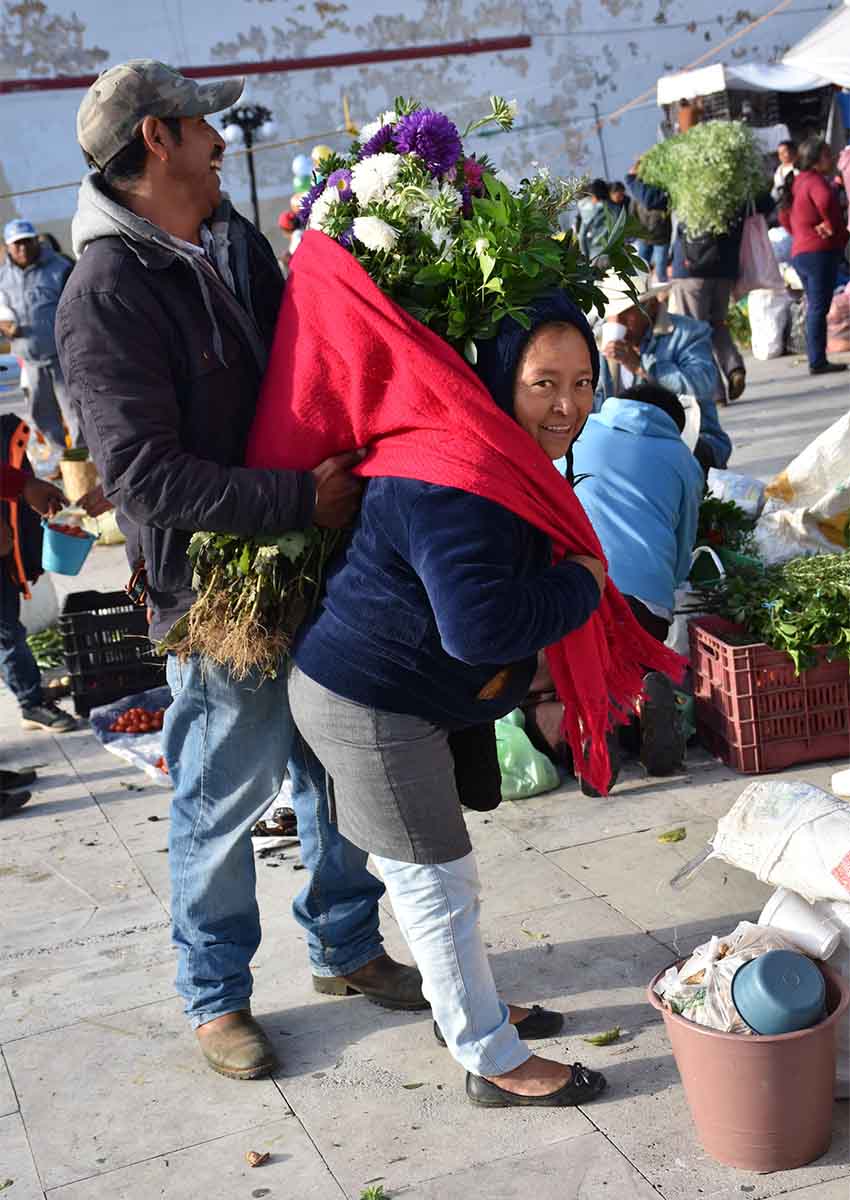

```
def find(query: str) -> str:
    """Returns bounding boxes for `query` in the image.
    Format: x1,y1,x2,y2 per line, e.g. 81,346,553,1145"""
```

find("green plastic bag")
495,709,560,801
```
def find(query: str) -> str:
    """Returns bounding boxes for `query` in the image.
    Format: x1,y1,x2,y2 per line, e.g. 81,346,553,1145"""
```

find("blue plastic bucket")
41,520,97,576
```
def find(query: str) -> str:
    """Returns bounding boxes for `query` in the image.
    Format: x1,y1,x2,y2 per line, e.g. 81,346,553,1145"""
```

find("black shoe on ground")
466,1062,607,1108
435,1004,563,1047
580,732,621,797
810,361,848,375
0,768,36,792
726,367,746,402
640,672,686,776
0,791,31,819
20,702,76,733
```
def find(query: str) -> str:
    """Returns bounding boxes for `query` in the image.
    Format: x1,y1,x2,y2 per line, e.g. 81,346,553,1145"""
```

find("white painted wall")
0,0,837,250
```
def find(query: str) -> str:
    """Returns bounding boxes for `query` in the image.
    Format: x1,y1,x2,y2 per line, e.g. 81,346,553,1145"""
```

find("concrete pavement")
1,351,849,1199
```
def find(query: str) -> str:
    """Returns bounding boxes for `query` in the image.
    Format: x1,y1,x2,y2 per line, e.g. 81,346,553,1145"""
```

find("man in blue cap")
0,219,79,452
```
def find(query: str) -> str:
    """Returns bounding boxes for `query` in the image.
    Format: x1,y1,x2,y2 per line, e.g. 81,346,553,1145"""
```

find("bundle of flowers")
165,96,641,676
638,120,769,238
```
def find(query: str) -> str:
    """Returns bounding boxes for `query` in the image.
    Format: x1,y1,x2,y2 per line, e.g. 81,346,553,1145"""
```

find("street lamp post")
220,101,277,229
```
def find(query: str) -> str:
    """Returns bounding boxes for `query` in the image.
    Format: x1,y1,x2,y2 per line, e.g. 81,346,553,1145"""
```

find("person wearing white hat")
594,268,731,473
0,219,79,452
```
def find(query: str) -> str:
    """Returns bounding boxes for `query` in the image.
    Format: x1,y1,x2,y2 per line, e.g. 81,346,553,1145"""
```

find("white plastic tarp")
784,1,850,89
657,61,827,106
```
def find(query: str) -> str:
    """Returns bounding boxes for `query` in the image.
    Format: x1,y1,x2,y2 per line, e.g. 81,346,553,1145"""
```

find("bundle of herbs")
697,493,756,555
638,120,768,238
697,553,850,672
160,529,341,678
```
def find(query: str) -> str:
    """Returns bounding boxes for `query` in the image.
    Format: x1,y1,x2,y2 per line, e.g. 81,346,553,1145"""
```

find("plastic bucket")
41,521,96,576
648,960,849,1172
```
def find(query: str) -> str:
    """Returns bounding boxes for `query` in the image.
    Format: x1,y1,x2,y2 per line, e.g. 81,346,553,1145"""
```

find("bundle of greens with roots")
164,94,641,677
162,529,342,678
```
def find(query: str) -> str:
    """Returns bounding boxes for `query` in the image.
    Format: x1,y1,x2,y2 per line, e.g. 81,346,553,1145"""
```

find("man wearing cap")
593,269,732,473
56,60,426,1081
0,220,79,452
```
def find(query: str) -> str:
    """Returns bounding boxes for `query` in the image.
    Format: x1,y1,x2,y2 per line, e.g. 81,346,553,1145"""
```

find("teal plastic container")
41,520,97,576
732,950,826,1036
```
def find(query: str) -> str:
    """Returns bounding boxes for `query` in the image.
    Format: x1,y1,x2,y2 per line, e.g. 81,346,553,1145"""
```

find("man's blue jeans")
163,655,384,1028
633,239,669,282
792,250,842,368
0,565,41,709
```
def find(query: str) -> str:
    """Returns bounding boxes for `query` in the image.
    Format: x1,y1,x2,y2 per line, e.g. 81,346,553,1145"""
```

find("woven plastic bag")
734,213,784,299
748,288,790,360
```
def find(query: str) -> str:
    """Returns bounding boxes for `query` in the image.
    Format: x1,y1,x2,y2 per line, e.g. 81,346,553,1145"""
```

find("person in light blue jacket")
594,269,731,473
571,381,704,774
0,219,78,450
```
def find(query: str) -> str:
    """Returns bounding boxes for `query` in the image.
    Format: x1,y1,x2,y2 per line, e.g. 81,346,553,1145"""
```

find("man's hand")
0,520,12,558
312,451,365,529
566,554,606,596
0,320,18,339
22,475,66,518
77,485,114,518
603,339,642,375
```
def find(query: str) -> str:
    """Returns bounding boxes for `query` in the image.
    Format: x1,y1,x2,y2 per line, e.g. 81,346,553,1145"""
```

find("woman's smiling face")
512,323,595,459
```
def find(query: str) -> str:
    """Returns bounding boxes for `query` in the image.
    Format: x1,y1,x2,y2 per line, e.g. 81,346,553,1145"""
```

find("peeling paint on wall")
0,0,107,78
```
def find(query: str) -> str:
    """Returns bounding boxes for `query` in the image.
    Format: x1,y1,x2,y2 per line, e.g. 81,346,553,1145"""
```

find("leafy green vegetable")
697,493,756,556
698,553,850,672
727,300,752,350
638,121,768,237
658,828,687,844
583,1027,621,1046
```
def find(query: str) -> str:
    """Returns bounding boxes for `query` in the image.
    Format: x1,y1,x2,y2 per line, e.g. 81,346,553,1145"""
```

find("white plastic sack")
665,547,724,657
734,213,785,299
19,573,59,635
706,468,766,519
712,780,850,904
814,900,850,1098
654,921,799,1033
768,225,793,264
755,409,850,564
748,287,790,360
679,393,701,453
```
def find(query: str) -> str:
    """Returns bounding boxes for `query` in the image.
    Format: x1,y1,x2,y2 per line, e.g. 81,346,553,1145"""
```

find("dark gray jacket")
56,174,315,641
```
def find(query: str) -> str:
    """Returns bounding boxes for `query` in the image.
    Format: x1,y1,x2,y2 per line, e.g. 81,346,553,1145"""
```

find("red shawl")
246,230,685,794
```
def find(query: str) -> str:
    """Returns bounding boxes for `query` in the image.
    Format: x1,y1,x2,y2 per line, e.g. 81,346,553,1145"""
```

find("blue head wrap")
472,291,600,417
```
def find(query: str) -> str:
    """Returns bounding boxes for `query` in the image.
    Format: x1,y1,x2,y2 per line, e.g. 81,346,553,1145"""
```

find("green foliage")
699,553,850,671
727,300,752,350
638,121,769,237
360,1186,389,1200
26,625,63,669
697,493,756,555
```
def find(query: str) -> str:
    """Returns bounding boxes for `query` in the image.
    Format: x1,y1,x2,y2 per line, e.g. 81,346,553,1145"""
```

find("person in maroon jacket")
780,136,850,375
0,465,70,816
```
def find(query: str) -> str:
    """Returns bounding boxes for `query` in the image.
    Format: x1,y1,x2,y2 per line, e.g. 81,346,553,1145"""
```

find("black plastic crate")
59,590,165,716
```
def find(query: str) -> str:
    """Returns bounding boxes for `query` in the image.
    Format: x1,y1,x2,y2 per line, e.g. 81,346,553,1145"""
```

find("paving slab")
549,817,772,955
0,1051,17,1117
402,1129,661,1199
0,922,174,1045
778,1178,850,1199
0,1111,43,1199
276,1014,593,1196
49,1115,344,1200
586,1019,850,1200
3,997,287,1190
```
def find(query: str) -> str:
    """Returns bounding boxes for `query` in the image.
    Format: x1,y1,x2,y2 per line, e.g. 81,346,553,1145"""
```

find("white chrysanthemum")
357,109,397,144
350,153,402,205
474,237,490,256
352,215,399,253
308,188,340,233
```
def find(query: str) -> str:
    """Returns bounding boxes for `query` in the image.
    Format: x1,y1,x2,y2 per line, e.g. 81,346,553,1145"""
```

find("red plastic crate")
689,615,850,773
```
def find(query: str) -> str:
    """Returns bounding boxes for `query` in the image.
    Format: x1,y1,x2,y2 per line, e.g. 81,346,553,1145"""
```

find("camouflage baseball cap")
77,59,244,170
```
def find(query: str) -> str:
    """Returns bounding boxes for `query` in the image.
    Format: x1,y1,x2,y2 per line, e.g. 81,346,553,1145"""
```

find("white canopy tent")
657,61,827,107
783,0,850,89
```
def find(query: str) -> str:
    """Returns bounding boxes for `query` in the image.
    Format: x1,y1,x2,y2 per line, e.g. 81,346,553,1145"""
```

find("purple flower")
460,184,473,219
360,124,394,158
326,168,353,202
299,179,326,223
463,156,485,195
338,226,354,249
393,109,462,177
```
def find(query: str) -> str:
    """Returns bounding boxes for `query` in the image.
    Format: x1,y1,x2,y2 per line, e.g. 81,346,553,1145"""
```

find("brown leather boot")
195,1010,277,1080
313,953,429,1010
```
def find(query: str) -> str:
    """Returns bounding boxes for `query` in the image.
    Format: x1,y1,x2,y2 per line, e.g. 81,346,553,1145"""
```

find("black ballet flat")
433,1004,564,1047
466,1062,607,1107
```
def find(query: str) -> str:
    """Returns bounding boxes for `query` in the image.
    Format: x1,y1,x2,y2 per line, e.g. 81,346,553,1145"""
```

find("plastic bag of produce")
495,709,560,801
748,288,790,360
653,920,798,1033
734,214,784,299
88,686,172,784
706,468,766,519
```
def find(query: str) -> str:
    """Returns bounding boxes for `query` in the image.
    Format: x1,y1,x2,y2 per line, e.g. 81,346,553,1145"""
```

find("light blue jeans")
163,655,385,1027
372,851,530,1076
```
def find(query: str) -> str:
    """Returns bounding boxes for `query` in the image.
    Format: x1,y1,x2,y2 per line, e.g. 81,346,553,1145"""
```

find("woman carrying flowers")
183,98,684,1105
